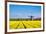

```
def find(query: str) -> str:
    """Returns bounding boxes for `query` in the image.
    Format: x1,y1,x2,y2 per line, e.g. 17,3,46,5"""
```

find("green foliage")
10,18,41,21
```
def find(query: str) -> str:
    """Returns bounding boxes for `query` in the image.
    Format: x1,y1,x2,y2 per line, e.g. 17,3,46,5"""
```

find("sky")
9,4,41,19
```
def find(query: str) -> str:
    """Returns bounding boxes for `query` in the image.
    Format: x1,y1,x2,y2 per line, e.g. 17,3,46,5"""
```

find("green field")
9,20,41,29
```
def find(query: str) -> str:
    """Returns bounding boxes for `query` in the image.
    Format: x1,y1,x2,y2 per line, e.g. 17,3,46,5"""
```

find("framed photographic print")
5,1,44,34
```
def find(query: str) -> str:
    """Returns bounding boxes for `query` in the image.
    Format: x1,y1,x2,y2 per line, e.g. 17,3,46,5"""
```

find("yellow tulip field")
9,20,41,29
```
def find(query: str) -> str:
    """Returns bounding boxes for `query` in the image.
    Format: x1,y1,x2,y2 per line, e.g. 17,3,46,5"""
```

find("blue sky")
9,4,41,19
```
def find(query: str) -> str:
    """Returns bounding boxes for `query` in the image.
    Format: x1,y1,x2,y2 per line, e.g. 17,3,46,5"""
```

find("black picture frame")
5,1,44,34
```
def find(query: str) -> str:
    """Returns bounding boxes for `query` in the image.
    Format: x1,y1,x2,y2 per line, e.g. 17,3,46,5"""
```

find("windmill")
28,11,34,20
28,16,34,21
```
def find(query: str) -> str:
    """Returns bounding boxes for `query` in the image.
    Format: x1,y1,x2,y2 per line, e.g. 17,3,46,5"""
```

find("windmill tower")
28,11,34,21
